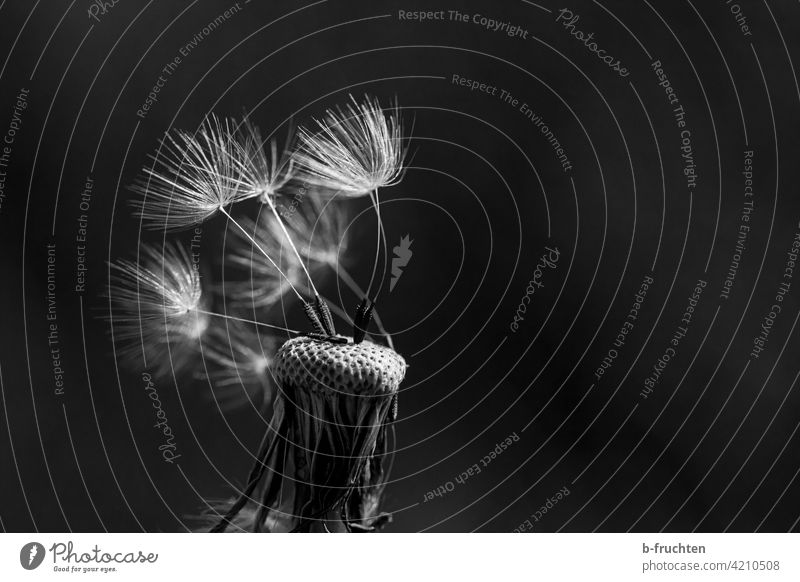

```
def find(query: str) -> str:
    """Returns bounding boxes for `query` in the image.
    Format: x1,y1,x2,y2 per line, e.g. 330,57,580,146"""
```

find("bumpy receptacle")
273,336,405,531
274,335,406,396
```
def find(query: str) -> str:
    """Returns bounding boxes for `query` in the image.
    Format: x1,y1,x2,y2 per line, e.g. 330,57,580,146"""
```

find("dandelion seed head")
294,94,406,196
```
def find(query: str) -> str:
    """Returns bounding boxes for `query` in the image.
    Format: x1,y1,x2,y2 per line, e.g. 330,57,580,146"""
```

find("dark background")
1,0,799,532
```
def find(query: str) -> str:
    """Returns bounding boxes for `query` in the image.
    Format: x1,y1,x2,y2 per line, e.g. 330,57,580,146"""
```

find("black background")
1,0,799,532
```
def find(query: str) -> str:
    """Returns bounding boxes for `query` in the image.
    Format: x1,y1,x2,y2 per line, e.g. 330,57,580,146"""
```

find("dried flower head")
108,242,208,374
294,94,406,196
209,334,406,533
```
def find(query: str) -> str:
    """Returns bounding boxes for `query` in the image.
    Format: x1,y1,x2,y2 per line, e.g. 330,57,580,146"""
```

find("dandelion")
294,94,406,196
108,243,209,375
110,95,409,533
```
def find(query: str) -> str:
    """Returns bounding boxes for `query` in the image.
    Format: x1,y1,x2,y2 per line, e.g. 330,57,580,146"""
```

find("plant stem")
195,308,302,335
260,194,321,298
364,188,388,300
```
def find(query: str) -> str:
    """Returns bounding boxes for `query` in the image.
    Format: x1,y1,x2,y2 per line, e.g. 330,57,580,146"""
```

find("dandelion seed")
289,193,348,266
132,116,265,230
294,95,406,299
108,243,208,375
132,111,336,320
224,215,305,309
294,94,406,196
237,119,296,203
200,321,277,409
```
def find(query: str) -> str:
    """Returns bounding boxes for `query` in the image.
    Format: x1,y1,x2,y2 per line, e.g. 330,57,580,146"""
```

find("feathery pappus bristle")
131,116,294,230
107,242,208,374
199,320,277,409
223,215,305,309
294,94,407,196
223,196,348,308
288,192,349,266
237,119,296,203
